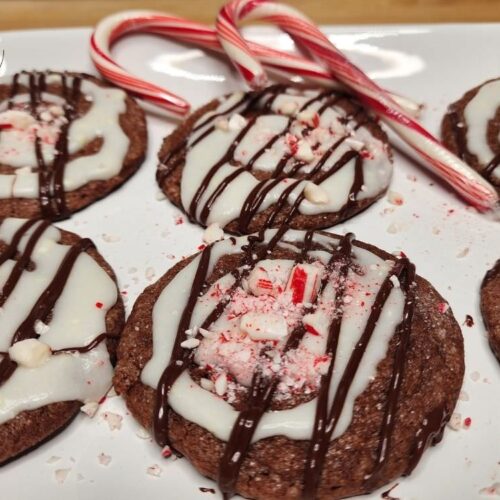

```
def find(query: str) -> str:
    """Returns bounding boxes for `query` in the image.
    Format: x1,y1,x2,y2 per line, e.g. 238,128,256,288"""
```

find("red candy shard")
286,263,321,304
161,446,172,458
305,323,320,336
0,123,13,130
95,301,104,309
463,417,472,428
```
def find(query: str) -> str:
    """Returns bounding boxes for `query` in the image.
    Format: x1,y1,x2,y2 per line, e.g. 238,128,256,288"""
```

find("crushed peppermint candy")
146,464,162,477
54,468,71,484
180,337,200,349
97,452,112,466
101,411,123,431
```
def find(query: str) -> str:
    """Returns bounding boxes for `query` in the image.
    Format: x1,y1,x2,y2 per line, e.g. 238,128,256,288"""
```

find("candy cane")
90,10,419,118
217,0,499,211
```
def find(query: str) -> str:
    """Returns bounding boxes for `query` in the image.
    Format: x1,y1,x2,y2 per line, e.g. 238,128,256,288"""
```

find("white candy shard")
286,263,322,304
304,182,329,205
200,378,215,391
214,117,229,131
54,468,71,484
198,327,215,339
203,223,224,244
297,109,319,127
345,137,365,151
246,267,278,297
228,113,248,132
215,373,228,396
180,337,200,349
389,275,400,288
280,100,298,116
294,139,314,162
80,401,99,418
387,191,404,206
0,110,36,130
97,452,112,466
146,464,162,477
34,319,50,335
8,339,51,368
240,312,288,341
102,411,123,431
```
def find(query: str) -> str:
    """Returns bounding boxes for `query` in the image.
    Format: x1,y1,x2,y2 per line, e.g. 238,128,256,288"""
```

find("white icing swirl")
141,229,405,443
0,218,117,425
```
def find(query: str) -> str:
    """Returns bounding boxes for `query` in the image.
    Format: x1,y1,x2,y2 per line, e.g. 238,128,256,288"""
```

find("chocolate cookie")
481,260,500,361
157,85,393,234
441,78,500,191
0,218,124,465
0,71,147,220
114,229,464,499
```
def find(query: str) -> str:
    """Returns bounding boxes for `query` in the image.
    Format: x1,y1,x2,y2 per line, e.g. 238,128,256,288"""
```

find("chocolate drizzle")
149,228,437,499
158,85,375,234
6,71,83,220
0,219,97,387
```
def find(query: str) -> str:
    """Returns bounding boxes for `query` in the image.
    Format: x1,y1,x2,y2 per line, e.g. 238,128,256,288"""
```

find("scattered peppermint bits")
146,464,162,477
200,378,215,391
34,319,50,335
470,371,480,382
456,247,470,258
102,411,123,431
8,339,51,368
46,455,62,464
97,452,112,466
463,417,472,428
228,113,248,132
174,215,184,225
54,468,71,484
479,483,500,497
101,233,120,243
95,301,104,309
437,302,449,314
387,191,404,206
294,139,314,162
145,267,156,281
161,445,173,458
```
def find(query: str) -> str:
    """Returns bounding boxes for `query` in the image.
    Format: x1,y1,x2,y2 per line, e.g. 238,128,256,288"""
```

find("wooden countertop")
1,0,499,31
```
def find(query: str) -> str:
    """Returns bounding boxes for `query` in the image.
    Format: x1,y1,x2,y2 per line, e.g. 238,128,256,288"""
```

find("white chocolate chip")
215,373,228,396
80,401,99,418
228,113,248,132
203,223,224,244
214,116,229,131
297,109,318,127
180,337,200,349
304,182,329,205
8,339,51,368
240,312,288,341
280,100,298,116
200,378,215,391
389,275,400,288
294,139,314,162
198,327,215,339
34,319,50,335
345,137,365,151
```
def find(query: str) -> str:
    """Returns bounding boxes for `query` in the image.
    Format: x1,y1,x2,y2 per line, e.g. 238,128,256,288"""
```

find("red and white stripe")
217,0,499,211
90,10,419,119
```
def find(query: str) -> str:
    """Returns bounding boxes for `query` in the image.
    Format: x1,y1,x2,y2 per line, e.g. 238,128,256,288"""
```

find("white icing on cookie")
0,72,130,199
463,79,500,179
178,87,392,228
0,218,117,425
141,229,405,442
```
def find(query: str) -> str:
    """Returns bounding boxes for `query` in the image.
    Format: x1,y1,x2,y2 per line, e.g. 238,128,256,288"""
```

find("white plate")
0,23,499,500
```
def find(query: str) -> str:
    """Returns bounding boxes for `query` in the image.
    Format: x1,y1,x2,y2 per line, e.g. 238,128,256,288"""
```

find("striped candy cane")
90,10,419,119
217,0,499,211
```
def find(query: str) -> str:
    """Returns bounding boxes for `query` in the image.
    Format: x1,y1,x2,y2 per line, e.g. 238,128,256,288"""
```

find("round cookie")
0,71,147,220
0,218,124,465
441,77,500,192
481,260,500,361
114,229,464,499
157,85,393,234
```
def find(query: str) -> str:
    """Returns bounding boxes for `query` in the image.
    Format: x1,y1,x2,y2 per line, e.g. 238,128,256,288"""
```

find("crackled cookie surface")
0,71,147,219
442,78,500,192
481,260,500,361
0,218,124,464
115,229,463,499
157,85,393,234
